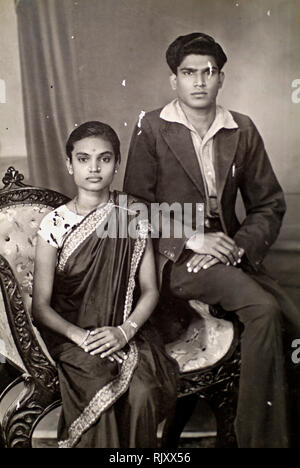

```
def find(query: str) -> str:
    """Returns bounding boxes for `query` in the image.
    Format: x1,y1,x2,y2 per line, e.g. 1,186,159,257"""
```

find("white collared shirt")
160,99,238,216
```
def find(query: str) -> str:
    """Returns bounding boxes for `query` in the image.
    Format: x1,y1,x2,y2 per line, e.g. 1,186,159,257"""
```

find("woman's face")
67,136,117,193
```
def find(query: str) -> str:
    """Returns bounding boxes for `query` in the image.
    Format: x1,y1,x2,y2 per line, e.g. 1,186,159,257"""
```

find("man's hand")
187,253,220,272
186,232,244,271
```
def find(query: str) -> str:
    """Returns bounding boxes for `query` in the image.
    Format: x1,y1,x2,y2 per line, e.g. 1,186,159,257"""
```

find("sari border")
58,227,148,448
57,200,114,273
58,342,139,449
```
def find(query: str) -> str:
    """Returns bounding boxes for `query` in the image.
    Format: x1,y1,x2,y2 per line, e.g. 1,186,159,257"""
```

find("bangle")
127,319,138,330
79,330,90,348
117,326,129,343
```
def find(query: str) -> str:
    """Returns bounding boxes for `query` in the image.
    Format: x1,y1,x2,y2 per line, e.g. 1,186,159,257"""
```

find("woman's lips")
86,177,103,182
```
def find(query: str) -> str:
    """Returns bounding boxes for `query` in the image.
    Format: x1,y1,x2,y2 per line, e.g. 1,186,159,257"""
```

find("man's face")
170,54,224,110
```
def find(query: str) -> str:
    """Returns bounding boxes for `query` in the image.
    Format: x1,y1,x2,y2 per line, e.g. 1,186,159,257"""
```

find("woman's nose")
90,161,100,172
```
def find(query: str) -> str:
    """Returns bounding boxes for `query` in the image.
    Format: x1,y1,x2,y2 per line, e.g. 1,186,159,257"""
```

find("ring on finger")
106,343,110,349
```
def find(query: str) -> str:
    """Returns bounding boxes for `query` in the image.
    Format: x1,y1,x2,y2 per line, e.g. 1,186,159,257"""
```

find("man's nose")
194,72,206,87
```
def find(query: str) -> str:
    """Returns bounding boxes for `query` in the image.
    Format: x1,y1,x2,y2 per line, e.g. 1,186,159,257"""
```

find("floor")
33,436,217,449
30,398,217,448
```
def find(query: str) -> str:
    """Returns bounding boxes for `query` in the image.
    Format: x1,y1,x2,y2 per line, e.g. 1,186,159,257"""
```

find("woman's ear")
66,157,73,175
169,74,177,91
114,161,120,174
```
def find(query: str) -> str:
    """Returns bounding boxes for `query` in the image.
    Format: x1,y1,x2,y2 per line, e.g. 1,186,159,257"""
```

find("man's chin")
189,100,214,110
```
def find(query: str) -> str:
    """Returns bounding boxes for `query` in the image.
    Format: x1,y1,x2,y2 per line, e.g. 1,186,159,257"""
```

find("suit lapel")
160,123,206,197
160,121,241,202
214,128,240,201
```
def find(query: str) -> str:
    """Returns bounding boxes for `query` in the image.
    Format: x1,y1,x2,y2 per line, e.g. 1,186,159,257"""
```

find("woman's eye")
102,157,111,163
78,157,88,163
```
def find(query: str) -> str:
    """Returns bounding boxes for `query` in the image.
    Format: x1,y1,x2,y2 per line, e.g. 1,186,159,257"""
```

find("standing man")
124,33,300,448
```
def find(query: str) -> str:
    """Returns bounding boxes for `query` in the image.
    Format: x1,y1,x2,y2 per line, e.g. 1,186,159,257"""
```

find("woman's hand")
82,326,127,359
110,351,128,363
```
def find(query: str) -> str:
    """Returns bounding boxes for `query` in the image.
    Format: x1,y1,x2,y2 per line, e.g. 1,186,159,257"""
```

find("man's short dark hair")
66,121,121,163
166,32,227,74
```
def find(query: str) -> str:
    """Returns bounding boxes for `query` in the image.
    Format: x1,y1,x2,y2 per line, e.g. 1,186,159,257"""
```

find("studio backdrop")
16,0,300,237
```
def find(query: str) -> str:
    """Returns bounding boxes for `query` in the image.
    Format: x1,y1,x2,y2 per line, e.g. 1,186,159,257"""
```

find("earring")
114,169,118,173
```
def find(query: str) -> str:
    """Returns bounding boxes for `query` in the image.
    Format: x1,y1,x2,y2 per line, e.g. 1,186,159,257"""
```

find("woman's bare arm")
84,237,159,358
121,237,159,339
32,236,88,346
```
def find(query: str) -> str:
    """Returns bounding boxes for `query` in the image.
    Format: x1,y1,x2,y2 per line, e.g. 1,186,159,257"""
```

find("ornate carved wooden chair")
0,167,68,448
0,166,241,448
157,296,241,448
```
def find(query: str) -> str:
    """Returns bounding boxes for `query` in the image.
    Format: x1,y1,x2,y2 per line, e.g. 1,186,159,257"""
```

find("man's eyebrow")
179,66,198,71
179,65,218,72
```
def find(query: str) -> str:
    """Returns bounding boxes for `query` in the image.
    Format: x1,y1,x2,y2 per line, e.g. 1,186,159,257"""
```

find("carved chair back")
0,167,69,397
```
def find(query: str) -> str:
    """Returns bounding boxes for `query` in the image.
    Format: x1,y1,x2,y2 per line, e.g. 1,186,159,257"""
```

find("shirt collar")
160,99,238,140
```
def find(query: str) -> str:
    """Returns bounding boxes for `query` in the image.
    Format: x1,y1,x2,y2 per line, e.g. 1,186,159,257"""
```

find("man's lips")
191,92,208,96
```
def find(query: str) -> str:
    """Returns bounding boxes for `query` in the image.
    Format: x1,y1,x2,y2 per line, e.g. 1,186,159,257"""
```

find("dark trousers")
165,256,300,448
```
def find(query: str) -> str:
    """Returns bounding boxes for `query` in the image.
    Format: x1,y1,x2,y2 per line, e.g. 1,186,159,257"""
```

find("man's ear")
169,74,177,91
218,71,225,89
66,158,73,175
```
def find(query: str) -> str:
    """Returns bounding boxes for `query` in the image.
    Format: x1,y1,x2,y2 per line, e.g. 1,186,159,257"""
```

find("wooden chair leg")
2,374,56,448
0,428,5,448
205,379,239,448
161,393,199,448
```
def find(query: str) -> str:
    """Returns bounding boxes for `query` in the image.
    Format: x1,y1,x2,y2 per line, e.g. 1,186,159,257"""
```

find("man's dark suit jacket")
124,107,286,286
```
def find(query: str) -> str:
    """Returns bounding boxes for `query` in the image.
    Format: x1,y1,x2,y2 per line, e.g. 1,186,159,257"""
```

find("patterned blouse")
38,204,83,249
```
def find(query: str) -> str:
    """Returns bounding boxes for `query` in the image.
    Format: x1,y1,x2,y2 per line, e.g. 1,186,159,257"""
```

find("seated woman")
32,121,179,448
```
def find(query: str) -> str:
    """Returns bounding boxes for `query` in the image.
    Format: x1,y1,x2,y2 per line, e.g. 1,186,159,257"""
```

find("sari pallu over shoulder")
45,192,150,448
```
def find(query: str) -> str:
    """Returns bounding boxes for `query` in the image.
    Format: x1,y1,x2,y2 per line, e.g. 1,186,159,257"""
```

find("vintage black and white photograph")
0,0,299,453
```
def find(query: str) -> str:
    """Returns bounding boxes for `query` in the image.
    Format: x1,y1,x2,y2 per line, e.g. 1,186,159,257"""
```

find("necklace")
73,194,112,216
73,196,80,216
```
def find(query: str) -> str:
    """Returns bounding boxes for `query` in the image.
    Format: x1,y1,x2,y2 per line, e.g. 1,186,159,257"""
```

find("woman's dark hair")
66,121,121,163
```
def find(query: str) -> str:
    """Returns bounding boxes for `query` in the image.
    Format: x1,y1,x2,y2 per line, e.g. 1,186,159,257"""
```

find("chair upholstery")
152,295,241,448
165,300,234,373
0,167,69,448
0,166,241,448
0,205,56,365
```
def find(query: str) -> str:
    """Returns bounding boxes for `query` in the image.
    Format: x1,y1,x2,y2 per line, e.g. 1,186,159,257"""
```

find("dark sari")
41,192,179,448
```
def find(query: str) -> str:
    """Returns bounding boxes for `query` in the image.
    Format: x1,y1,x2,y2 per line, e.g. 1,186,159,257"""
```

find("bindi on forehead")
74,136,114,157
